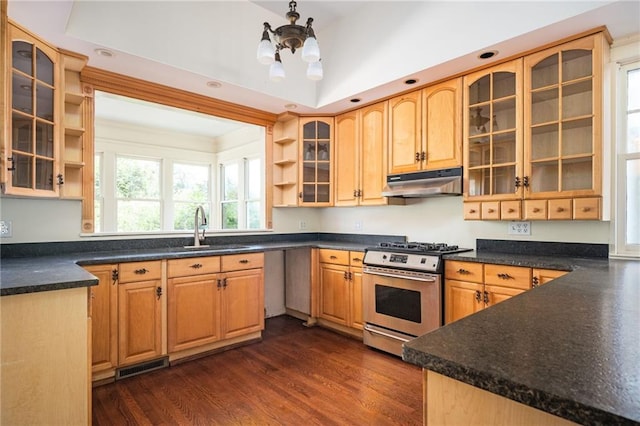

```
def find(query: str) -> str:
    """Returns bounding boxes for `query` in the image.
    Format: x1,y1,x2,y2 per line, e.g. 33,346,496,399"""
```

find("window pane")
173,163,209,202
628,111,640,154
626,158,640,245
628,68,640,111
222,202,238,229
246,201,261,229
247,158,261,199
222,163,238,201
94,154,102,233
174,202,210,231
117,200,160,232
116,157,160,199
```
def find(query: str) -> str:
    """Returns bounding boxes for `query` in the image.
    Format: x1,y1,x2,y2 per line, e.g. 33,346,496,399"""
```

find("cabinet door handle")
523,176,530,188
156,286,162,300
514,176,521,189
111,269,118,284
7,157,15,172
222,278,227,289
239,259,249,264
190,263,203,269
134,268,148,275
420,151,426,161
415,152,421,162
474,290,482,303
344,271,348,280
532,276,540,287
483,291,489,304
56,174,64,186
217,279,222,289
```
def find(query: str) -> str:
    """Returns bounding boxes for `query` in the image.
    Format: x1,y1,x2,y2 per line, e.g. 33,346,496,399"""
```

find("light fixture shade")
306,60,323,81
270,60,286,82
257,39,275,64
301,37,320,63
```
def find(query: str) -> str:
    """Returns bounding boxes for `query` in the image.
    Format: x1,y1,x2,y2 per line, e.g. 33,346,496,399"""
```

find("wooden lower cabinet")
221,268,265,339
118,278,163,366
445,260,566,324
84,264,118,374
317,249,364,333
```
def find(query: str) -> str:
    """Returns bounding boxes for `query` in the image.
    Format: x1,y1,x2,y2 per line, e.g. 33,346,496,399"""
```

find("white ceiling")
7,0,640,120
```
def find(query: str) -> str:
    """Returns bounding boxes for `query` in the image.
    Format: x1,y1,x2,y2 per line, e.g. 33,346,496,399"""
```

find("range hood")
382,167,463,198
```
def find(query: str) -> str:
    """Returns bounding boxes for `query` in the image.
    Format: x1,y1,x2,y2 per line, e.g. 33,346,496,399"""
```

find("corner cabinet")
299,117,334,206
335,101,392,206
463,33,609,221
272,113,299,207
4,24,60,196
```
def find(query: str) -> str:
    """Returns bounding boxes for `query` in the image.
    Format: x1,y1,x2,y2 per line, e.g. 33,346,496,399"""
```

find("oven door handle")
364,270,437,282
364,325,413,343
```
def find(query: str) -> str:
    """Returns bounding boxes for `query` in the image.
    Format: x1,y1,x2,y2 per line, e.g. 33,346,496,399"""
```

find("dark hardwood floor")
92,316,423,425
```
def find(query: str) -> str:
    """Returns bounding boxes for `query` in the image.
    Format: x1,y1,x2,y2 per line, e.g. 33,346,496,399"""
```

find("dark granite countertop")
403,250,640,425
0,233,399,296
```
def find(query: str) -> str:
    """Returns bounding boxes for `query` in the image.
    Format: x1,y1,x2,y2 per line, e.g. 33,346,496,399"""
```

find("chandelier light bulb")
257,31,275,64
306,60,323,81
270,52,286,82
301,36,320,63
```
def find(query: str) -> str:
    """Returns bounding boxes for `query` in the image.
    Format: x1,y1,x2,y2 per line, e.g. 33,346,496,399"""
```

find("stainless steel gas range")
362,242,472,356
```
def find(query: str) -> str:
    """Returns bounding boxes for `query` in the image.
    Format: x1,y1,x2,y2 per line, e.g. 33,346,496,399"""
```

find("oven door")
362,269,441,339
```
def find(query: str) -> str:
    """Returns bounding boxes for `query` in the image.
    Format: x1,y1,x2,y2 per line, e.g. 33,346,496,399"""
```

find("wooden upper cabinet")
388,91,422,174
334,101,389,206
422,78,463,170
523,33,606,200
299,117,334,206
4,24,61,197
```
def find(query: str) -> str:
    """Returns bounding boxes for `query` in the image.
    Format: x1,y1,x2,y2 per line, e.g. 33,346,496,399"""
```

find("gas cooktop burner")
377,241,468,254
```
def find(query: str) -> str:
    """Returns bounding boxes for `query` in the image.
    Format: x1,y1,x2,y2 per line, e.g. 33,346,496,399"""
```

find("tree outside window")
116,156,161,232
221,162,239,229
173,163,210,230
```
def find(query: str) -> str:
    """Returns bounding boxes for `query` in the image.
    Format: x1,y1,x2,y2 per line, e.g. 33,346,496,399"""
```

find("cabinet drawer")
445,260,483,284
119,260,162,283
523,199,547,220
481,202,500,220
463,202,481,220
167,256,220,278
349,251,365,267
500,201,521,220
484,264,531,290
221,252,264,272
573,197,600,220
319,249,349,265
548,199,572,220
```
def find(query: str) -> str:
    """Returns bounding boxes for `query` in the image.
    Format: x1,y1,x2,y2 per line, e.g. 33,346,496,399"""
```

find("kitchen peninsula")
403,241,640,425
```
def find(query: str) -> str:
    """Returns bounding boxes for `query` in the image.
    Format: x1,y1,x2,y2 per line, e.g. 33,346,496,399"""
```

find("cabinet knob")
582,207,591,212
457,268,469,275
190,263,203,269
134,268,149,275
557,207,565,212
533,208,541,213
330,255,337,259
239,259,249,264
507,208,515,213
487,208,495,213
497,273,512,280
353,257,362,262
469,209,477,214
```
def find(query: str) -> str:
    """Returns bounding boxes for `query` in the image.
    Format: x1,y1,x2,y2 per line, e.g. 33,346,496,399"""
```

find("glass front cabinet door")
524,34,605,200
299,117,334,206
5,25,60,196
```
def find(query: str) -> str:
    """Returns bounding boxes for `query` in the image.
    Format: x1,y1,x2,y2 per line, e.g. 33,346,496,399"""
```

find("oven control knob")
382,255,388,260
420,258,426,264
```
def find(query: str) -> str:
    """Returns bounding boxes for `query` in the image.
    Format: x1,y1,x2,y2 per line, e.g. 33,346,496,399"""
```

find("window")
615,61,640,257
93,91,265,234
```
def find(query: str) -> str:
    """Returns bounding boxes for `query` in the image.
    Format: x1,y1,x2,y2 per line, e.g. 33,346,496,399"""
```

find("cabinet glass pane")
12,113,32,152
12,41,32,76
35,121,54,157
303,122,316,139
317,142,330,161
317,184,330,202
302,184,315,202
531,54,558,89
36,82,54,121
562,80,592,119
530,160,559,192
562,157,592,191
35,158,54,190
562,50,592,82
531,124,559,160
531,88,558,125
469,105,491,136
468,168,490,196
562,118,592,156
317,122,330,139
493,132,516,164
12,154,32,188
493,99,516,130
469,75,490,105
303,163,315,181
35,47,54,86
12,73,33,114
468,137,490,167
303,141,316,160
493,72,516,99
493,165,516,194
317,162,330,183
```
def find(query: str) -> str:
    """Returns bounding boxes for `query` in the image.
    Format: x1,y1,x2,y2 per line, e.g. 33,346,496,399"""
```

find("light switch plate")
508,221,531,235
0,220,12,238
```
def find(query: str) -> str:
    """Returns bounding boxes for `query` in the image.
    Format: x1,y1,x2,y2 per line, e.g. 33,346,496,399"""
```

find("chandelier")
256,0,322,82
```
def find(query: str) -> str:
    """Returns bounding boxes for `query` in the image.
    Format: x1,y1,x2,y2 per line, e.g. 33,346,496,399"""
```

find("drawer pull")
330,255,337,259
190,263,203,269
468,209,477,214
582,207,591,212
533,208,541,213
556,207,565,212
487,208,495,213
457,268,470,275
497,273,512,280
352,257,362,262
134,268,149,275
239,259,249,264
507,208,515,213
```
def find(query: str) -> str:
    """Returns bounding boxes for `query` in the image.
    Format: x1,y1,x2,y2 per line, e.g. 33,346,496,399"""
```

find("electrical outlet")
0,220,12,238
508,221,531,235
298,220,307,230
354,220,363,231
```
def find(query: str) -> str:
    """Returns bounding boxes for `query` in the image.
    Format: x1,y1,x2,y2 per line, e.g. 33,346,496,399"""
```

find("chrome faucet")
193,205,207,247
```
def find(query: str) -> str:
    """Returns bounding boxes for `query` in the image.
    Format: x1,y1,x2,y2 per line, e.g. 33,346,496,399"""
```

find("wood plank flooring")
92,315,423,425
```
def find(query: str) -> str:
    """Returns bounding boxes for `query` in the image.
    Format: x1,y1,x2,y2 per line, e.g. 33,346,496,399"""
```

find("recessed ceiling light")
94,48,114,58
206,81,222,88
350,98,361,103
478,50,498,60
404,79,418,85
284,103,297,109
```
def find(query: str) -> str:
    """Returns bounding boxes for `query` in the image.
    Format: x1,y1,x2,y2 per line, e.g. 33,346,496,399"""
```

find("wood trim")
1,1,7,188
80,66,277,127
